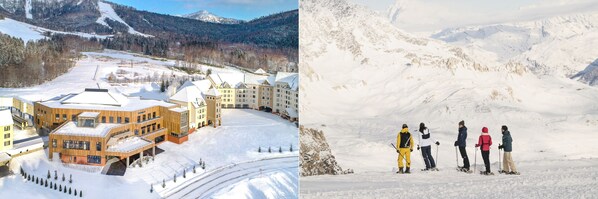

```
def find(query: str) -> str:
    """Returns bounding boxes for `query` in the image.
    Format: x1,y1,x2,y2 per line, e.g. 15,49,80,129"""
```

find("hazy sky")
107,0,298,20
348,0,598,32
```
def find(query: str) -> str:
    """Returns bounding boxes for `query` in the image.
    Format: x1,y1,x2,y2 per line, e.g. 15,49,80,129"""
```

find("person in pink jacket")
475,127,493,175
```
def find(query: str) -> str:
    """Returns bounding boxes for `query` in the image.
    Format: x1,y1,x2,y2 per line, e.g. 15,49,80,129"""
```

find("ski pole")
473,147,478,173
436,144,439,168
455,146,459,168
498,145,501,172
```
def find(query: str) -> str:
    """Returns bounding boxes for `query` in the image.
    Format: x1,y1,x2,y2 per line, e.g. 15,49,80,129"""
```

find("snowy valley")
299,0,598,197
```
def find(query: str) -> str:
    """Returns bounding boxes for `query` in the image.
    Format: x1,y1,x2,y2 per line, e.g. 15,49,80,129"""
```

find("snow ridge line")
160,155,297,198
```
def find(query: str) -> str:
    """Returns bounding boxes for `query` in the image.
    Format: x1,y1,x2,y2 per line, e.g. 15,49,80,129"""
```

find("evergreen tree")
69,187,72,194
268,147,271,153
54,183,57,190
193,165,196,173
173,174,176,183
150,184,153,193
258,146,261,153
47,170,51,179
160,79,166,92
183,169,186,178
54,170,58,180
45,179,48,187
62,173,65,181
69,174,72,183
80,190,83,197
279,146,282,153
290,144,293,152
162,179,165,188
59,185,62,191
75,189,78,196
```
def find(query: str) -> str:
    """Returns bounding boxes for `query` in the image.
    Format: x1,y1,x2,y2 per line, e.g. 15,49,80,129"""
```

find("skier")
417,122,439,171
454,120,470,171
498,125,519,175
396,124,414,174
475,127,493,175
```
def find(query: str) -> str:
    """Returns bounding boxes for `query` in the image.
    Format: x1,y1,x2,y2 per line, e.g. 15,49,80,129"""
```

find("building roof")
79,112,100,118
106,137,153,153
275,72,299,91
0,109,13,126
62,88,129,107
205,88,221,96
192,80,213,92
0,152,10,164
170,85,205,103
254,68,267,74
284,107,298,118
52,122,123,138
169,107,188,113
41,89,176,112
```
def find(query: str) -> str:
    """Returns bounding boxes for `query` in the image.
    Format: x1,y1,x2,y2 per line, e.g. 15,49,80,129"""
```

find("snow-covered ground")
96,1,152,37
299,0,598,197
0,18,110,42
0,109,299,198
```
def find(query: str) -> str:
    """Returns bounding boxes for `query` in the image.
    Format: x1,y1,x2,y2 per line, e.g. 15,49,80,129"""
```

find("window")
3,126,9,131
4,133,9,138
62,140,90,150
157,124,161,129
153,112,156,118
135,130,139,135
143,115,146,121
96,142,101,151
71,115,76,122
137,116,141,123
52,139,57,148
62,114,67,120
87,155,101,164
109,116,114,123
125,117,130,123
117,117,122,123
3,141,9,146
101,116,106,123
55,114,60,120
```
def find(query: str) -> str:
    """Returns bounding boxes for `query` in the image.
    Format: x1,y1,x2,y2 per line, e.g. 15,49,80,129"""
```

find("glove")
454,141,458,146
498,145,503,150
417,145,420,150
410,149,413,152
396,150,399,153
435,141,440,146
475,144,479,147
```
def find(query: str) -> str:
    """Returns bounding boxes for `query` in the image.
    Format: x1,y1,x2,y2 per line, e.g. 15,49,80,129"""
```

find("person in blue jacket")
498,125,519,175
454,120,470,171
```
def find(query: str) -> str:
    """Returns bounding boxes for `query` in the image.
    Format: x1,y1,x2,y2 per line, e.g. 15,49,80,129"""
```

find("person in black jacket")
454,120,470,171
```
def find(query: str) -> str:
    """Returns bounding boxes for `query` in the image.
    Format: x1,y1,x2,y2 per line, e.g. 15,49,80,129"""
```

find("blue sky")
107,0,298,20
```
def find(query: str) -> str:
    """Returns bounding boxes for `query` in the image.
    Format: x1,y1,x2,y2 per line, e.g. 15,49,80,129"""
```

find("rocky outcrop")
300,126,344,176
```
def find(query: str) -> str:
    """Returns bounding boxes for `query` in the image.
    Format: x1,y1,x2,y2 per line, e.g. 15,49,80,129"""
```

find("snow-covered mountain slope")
300,0,598,178
431,13,598,80
182,10,243,24
96,1,151,37
0,17,110,41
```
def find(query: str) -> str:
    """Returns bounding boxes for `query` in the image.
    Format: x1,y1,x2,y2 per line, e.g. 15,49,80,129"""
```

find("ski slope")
301,158,598,198
0,18,110,42
300,0,598,197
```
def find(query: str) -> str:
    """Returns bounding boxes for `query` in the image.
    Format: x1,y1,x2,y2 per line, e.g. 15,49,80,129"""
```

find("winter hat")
402,124,408,128
482,127,488,133
459,120,465,126
501,125,508,131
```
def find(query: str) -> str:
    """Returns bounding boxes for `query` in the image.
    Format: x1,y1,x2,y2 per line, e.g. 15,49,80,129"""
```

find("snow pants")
481,150,490,172
503,152,517,172
398,148,411,168
421,146,436,169
459,146,470,169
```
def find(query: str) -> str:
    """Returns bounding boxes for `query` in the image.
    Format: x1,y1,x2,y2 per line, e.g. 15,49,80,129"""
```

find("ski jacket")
502,130,513,152
456,127,467,147
418,128,436,147
476,133,492,151
397,128,414,149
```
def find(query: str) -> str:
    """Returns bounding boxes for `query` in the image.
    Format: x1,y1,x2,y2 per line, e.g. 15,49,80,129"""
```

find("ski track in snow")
301,158,598,198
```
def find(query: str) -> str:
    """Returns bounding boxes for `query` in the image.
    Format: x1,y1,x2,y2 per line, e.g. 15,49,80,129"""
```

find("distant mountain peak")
182,10,243,24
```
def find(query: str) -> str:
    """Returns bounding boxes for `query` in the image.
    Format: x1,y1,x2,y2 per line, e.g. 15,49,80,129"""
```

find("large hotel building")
33,70,296,166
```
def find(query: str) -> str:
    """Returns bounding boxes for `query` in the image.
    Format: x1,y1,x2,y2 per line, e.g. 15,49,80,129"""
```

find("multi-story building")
0,109,14,151
206,70,299,121
169,80,222,131
0,96,34,126
35,88,192,166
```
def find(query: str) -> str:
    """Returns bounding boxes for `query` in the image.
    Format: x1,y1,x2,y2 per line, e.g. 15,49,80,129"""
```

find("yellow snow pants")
397,148,411,168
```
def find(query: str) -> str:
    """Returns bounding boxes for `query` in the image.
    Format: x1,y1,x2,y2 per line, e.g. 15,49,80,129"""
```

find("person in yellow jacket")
396,124,414,174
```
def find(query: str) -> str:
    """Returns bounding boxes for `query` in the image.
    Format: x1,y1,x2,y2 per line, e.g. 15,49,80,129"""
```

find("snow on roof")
285,107,298,118
192,80,213,92
52,122,123,138
170,107,188,113
170,85,205,103
205,88,221,96
254,68,267,74
275,72,299,91
209,73,246,88
41,89,176,112
106,137,152,153
62,89,129,107
0,109,14,126
79,112,100,118
0,152,10,163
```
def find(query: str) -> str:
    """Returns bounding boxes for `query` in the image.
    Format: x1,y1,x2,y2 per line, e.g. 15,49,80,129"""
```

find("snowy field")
0,50,239,102
0,109,299,198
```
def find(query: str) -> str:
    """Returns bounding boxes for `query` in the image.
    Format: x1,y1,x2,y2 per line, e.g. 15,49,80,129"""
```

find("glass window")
52,139,57,148
55,114,59,120
125,117,130,123
87,155,101,164
101,116,106,123
109,117,114,123
117,117,122,123
62,114,67,120
96,142,101,151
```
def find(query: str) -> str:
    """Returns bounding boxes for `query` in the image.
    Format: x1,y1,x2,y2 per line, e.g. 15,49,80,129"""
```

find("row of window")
53,140,102,151
3,126,9,131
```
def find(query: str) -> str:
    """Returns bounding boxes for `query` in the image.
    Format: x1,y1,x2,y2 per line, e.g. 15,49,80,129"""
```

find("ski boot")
421,168,429,171
396,167,404,174
430,167,439,171
508,171,520,175
404,167,411,174
498,170,507,174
